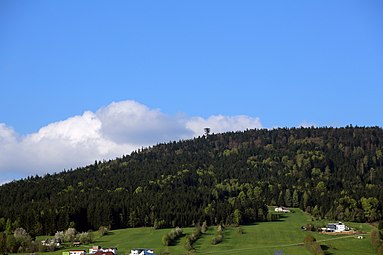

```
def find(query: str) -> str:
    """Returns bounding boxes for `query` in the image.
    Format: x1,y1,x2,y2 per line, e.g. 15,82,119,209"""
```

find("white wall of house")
70,251,86,255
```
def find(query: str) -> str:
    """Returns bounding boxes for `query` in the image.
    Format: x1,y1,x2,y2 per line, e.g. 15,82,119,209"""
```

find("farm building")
89,246,101,254
69,250,86,255
322,222,349,232
129,248,156,255
275,206,290,213
89,246,117,255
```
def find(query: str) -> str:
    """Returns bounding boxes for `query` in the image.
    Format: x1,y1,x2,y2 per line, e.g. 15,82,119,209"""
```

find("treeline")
0,225,94,253
0,126,382,236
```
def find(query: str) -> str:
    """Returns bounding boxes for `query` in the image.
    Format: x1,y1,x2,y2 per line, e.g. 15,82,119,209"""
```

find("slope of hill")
0,126,382,236
43,209,376,255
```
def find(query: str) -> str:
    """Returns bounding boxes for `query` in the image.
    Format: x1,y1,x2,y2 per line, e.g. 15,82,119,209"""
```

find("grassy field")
43,209,377,255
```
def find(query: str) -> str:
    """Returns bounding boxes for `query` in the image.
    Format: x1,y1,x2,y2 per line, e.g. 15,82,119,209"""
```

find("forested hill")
0,126,382,236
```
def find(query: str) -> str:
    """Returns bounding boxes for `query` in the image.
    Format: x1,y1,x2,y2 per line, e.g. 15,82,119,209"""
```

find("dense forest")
0,126,382,238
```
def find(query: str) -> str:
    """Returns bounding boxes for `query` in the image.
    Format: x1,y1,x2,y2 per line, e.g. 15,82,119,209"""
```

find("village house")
129,248,156,255
274,206,290,213
68,250,86,255
94,251,114,255
322,221,349,232
89,246,117,255
89,246,101,254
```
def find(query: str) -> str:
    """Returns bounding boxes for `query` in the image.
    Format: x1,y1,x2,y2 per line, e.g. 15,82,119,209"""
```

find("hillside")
41,209,376,255
0,126,382,236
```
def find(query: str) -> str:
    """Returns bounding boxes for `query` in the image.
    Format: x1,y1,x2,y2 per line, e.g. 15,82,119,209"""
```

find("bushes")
184,225,202,251
211,225,224,245
154,219,166,230
63,228,77,242
98,226,109,237
201,221,208,233
162,227,183,246
303,234,324,255
303,224,320,232
78,231,94,245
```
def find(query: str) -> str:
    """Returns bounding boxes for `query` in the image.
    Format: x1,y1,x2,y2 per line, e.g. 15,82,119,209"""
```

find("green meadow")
44,209,376,255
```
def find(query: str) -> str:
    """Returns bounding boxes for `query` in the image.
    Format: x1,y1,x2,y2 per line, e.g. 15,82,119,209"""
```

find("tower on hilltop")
204,127,210,138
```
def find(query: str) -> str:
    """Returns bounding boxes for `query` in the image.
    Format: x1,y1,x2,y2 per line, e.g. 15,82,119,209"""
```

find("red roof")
94,251,115,255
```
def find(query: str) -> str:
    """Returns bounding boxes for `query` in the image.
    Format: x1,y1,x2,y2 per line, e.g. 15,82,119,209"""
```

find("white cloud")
298,121,317,128
0,100,263,183
186,115,262,137
97,101,192,144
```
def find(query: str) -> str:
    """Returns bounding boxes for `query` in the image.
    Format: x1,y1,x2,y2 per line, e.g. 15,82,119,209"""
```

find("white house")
89,246,117,255
70,250,86,255
89,246,101,254
323,222,349,232
274,206,290,213
129,248,155,255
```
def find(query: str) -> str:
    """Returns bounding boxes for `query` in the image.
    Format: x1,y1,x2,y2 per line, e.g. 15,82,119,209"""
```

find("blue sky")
1,0,383,183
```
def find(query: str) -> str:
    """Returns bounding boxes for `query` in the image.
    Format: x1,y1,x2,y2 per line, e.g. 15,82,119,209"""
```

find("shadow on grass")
273,213,288,222
321,244,334,255
169,234,186,246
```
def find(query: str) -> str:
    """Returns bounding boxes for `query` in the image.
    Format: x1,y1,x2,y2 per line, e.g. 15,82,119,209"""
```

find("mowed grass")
44,209,377,255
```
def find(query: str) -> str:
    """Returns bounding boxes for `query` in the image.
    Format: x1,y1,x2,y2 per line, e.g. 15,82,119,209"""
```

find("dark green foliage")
303,224,319,232
267,212,280,222
378,220,383,231
0,126,382,236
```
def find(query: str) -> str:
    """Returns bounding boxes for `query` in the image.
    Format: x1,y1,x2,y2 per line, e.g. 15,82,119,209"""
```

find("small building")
89,247,117,255
89,246,101,254
129,248,155,255
275,206,290,213
101,248,118,254
70,250,86,255
323,222,349,232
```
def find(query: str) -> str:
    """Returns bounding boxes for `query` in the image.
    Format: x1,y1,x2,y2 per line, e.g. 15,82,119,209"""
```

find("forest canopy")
0,126,382,236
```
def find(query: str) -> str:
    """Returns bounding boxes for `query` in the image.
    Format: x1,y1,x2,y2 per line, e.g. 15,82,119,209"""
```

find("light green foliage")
134,186,142,194
315,181,326,194
311,168,321,177
361,197,380,222
63,228,76,243
98,226,109,237
78,232,93,245
233,209,242,226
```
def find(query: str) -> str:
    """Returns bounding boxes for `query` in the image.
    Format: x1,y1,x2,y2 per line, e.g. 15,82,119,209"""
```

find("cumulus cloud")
97,101,192,144
0,100,263,184
186,115,262,137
